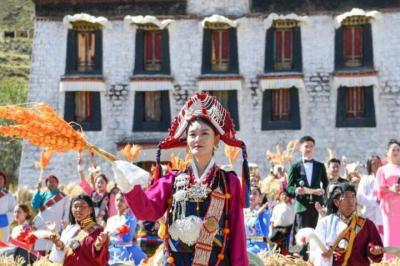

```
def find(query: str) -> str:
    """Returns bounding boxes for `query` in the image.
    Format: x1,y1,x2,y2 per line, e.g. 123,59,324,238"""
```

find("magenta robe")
123,171,249,266
64,226,109,266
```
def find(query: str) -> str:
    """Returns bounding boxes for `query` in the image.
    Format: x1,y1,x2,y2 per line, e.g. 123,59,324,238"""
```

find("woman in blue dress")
105,192,146,265
244,186,270,254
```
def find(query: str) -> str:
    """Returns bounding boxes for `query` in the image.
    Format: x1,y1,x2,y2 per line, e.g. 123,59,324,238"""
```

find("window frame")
144,30,163,72
134,29,170,75
265,25,302,73
211,29,230,71
335,22,374,71
133,90,171,132
273,28,294,71
336,86,376,128
261,87,301,130
64,91,102,131
202,27,239,74
65,29,103,75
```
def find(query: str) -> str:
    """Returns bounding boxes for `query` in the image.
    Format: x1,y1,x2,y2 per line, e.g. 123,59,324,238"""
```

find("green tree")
0,78,28,188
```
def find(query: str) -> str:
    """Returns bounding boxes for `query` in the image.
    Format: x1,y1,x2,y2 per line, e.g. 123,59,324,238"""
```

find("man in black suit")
287,136,328,259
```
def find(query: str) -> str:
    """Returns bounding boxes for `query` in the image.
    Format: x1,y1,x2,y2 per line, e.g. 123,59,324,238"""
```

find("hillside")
0,0,34,31
0,0,33,186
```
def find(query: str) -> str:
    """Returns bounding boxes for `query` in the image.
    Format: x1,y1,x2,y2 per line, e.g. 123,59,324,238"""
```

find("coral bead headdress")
154,92,250,207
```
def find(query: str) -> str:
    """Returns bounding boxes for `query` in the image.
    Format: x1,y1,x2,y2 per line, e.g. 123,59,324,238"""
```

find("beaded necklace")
164,168,231,266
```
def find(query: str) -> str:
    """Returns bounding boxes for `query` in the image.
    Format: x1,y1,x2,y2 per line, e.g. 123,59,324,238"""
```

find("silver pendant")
188,182,211,202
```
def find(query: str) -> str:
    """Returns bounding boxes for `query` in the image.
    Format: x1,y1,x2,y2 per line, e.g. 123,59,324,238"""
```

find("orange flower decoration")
35,149,53,170
224,144,241,165
120,144,142,161
170,153,191,172
0,103,116,162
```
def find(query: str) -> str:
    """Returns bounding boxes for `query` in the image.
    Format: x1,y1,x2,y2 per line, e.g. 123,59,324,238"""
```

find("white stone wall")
19,11,400,187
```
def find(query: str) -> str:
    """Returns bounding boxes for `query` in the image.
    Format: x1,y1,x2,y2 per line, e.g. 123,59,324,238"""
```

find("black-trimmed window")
202,28,238,74
205,90,240,130
134,29,170,75
336,86,375,127
66,29,102,75
64,91,102,131
262,87,301,130
133,91,171,131
335,20,373,71
265,23,302,72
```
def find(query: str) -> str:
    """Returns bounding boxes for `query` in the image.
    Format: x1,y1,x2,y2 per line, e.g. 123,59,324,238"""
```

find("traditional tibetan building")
19,0,400,187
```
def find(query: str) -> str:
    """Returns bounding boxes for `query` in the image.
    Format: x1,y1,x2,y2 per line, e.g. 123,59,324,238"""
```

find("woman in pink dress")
374,139,400,259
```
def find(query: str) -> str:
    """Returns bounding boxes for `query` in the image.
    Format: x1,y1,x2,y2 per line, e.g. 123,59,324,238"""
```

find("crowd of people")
0,92,399,266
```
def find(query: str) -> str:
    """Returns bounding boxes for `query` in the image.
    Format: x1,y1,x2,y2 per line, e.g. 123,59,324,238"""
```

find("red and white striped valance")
259,74,304,90
129,77,174,91
332,72,378,89
59,78,106,92
197,76,243,91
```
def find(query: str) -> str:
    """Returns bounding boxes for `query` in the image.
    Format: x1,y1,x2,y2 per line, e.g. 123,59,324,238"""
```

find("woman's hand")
321,247,333,259
36,181,42,190
94,232,108,251
49,233,60,244
77,153,85,180
369,243,384,256
49,233,64,250
315,202,326,217
390,184,400,193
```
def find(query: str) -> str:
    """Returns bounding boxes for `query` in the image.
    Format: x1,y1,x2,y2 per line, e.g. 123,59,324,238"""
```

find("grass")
0,0,34,31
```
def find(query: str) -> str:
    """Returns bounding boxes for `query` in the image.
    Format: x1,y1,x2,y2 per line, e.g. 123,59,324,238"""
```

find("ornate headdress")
154,92,250,207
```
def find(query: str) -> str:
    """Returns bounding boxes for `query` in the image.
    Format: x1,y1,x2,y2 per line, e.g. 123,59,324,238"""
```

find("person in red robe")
49,194,109,266
309,182,383,266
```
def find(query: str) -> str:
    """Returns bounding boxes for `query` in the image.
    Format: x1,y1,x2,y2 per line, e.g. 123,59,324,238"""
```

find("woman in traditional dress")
78,158,116,226
10,204,38,266
49,194,109,265
244,186,270,254
105,192,146,265
374,139,400,260
357,155,382,234
309,183,383,266
31,174,70,254
112,92,249,265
